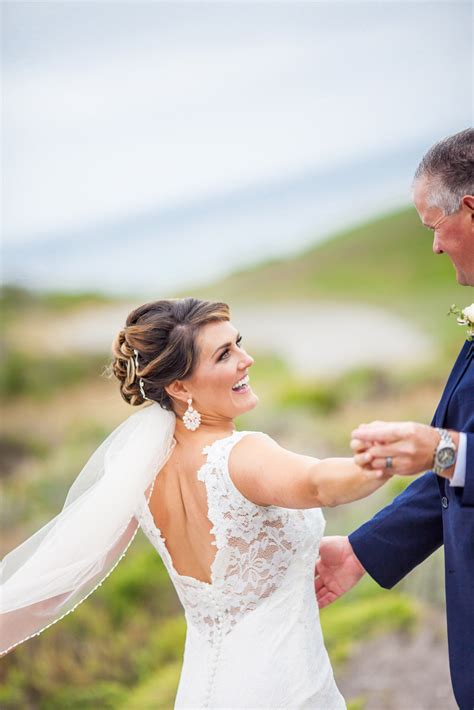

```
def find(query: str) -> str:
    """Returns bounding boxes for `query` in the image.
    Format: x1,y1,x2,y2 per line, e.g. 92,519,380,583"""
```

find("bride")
1,297,389,709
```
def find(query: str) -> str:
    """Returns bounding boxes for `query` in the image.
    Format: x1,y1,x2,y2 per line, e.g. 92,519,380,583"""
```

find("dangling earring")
182,398,201,431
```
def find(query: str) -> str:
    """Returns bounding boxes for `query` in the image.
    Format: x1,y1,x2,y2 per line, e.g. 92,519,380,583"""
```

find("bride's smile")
166,320,260,437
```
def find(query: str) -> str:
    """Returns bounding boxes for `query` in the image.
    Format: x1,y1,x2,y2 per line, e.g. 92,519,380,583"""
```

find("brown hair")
109,297,230,408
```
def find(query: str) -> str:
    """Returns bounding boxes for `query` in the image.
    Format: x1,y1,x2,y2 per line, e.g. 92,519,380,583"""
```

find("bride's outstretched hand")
315,536,366,608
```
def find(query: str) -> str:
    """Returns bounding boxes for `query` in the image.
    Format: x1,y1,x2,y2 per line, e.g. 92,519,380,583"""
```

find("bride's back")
147,434,225,584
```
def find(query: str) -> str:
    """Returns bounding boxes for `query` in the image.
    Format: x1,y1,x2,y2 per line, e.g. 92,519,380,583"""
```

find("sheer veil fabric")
0,402,176,655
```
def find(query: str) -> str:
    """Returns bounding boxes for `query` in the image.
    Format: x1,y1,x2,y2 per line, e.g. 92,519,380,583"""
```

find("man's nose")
432,233,444,254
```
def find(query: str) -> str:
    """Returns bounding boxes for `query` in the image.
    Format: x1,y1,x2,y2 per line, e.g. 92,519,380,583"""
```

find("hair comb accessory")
133,348,151,401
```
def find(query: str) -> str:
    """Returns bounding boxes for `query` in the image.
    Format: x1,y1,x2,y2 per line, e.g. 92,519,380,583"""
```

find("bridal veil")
0,402,176,654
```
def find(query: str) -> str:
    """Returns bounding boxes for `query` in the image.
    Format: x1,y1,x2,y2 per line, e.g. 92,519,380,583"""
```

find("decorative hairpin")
133,348,150,400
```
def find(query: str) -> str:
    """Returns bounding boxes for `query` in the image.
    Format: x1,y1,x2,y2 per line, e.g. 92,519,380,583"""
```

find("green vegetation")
118,661,182,709
0,284,115,314
0,542,184,710
347,697,367,710
0,348,109,400
178,206,467,351
276,365,399,415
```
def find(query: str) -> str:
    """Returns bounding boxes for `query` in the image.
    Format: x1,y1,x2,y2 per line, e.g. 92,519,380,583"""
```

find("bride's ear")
165,379,192,405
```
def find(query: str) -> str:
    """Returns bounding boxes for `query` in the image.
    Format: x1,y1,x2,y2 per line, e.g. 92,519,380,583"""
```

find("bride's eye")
219,336,243,361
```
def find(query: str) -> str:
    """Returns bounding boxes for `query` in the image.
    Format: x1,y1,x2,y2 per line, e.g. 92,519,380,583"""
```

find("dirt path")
337,608,457,710
9,300,433,377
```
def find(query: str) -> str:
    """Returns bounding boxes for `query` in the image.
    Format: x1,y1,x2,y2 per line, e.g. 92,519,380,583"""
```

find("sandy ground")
10,300,433,377
337,608,457,710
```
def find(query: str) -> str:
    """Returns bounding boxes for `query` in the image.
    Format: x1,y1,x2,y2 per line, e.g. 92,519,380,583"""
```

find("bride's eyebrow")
212,333,241,357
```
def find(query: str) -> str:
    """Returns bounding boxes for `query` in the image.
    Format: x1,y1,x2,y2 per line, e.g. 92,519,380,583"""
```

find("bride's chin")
230,391,258,411
243,393,259,410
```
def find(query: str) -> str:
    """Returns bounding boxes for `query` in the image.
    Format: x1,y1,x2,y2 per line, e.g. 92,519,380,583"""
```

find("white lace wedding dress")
138,430,346,709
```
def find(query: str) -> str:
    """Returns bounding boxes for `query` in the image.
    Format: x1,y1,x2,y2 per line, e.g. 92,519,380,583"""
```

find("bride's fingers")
374,469,392,480
365,468,392,480
355,445,399,468
353,451,375,466
350,438,370,453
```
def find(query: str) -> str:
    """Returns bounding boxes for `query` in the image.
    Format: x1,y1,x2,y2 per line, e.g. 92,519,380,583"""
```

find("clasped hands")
351,420,447,478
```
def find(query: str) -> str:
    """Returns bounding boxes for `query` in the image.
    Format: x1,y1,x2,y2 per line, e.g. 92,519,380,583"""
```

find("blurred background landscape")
1,1,472,709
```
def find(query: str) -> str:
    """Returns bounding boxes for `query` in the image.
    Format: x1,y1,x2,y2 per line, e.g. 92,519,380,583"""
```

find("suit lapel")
468,341,474,360
432,340,473,427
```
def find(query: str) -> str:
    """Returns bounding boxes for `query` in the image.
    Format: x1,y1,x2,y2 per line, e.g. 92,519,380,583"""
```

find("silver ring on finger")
385,456,394,469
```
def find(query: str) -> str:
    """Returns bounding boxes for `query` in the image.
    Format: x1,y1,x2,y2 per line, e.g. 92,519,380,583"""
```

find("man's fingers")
352,428,402,443
368,444,402,458
317,591,338,608
355,445,400,466
351,424,406,442
314,575,324,593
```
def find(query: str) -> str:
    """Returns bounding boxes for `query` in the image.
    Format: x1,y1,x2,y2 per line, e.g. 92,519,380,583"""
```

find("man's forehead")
413,177,441,225
413,175,431,203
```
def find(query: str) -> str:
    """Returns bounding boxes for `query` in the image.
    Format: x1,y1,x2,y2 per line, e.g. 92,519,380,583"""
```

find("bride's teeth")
232,375,249,390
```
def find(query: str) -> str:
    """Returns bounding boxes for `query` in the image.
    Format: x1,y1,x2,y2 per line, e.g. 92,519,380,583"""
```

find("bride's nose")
239,351,254,369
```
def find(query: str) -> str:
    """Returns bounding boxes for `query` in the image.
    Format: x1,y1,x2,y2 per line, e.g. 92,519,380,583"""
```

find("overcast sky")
2,1,472,247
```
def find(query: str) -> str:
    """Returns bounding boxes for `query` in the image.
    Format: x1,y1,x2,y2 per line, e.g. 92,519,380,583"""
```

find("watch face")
438,446,456,468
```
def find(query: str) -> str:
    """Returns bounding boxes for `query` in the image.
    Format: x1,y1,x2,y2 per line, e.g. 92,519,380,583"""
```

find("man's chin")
454,268,474,286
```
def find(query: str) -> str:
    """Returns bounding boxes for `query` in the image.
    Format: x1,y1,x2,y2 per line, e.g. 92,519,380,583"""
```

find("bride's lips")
232,374,251,394
232,383,251,394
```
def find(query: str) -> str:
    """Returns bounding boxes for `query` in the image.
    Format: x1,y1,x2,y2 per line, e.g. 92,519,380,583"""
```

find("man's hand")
315,536,366,608
350,421,459,479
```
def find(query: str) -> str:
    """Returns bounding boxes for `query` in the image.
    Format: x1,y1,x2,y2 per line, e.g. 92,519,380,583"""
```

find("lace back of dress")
197,432,306,619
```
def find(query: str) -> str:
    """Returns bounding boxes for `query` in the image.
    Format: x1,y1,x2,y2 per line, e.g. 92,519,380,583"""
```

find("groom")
316,128,473,710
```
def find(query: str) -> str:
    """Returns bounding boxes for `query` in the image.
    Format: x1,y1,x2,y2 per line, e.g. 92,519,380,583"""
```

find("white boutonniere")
448,303,474,341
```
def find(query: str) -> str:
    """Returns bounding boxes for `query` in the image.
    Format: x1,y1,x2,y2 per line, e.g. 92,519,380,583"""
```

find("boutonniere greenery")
448,303,474,341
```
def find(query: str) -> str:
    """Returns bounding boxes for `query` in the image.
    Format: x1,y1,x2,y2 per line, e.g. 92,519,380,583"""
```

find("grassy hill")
177,206,469,348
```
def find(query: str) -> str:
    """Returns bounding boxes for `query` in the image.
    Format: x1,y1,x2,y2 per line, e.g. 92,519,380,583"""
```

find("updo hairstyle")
110,297,230,409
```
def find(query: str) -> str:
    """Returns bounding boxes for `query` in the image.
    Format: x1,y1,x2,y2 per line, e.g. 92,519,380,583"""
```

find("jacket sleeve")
348,471,443,589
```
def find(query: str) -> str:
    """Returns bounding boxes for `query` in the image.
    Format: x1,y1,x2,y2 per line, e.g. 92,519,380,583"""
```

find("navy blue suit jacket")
349,340,474,710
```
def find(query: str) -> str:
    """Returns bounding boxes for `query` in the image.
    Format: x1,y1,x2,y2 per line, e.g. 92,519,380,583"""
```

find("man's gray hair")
413,128,474,215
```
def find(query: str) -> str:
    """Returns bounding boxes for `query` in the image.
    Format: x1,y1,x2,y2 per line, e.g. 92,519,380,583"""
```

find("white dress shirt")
449,432,467,487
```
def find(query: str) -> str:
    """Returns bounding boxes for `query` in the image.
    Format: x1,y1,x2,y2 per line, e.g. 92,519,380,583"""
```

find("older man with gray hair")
316,128,474,710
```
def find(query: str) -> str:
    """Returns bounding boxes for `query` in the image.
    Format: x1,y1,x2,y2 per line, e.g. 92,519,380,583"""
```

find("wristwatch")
432,428,457,475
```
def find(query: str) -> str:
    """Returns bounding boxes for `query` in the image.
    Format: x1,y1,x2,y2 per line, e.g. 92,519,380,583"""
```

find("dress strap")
198,430,257,491
197,430,263,550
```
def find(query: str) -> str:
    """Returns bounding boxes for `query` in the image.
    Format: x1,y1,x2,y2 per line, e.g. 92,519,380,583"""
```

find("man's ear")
165,380,192,405
461,195,474,212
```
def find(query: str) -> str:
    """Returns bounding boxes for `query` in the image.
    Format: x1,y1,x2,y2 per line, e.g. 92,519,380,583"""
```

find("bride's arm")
228,433,390,509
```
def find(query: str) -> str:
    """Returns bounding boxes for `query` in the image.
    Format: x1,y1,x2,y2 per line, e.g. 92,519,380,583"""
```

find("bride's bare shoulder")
229,431,318,508
230,431,310,472
231,431,281,462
